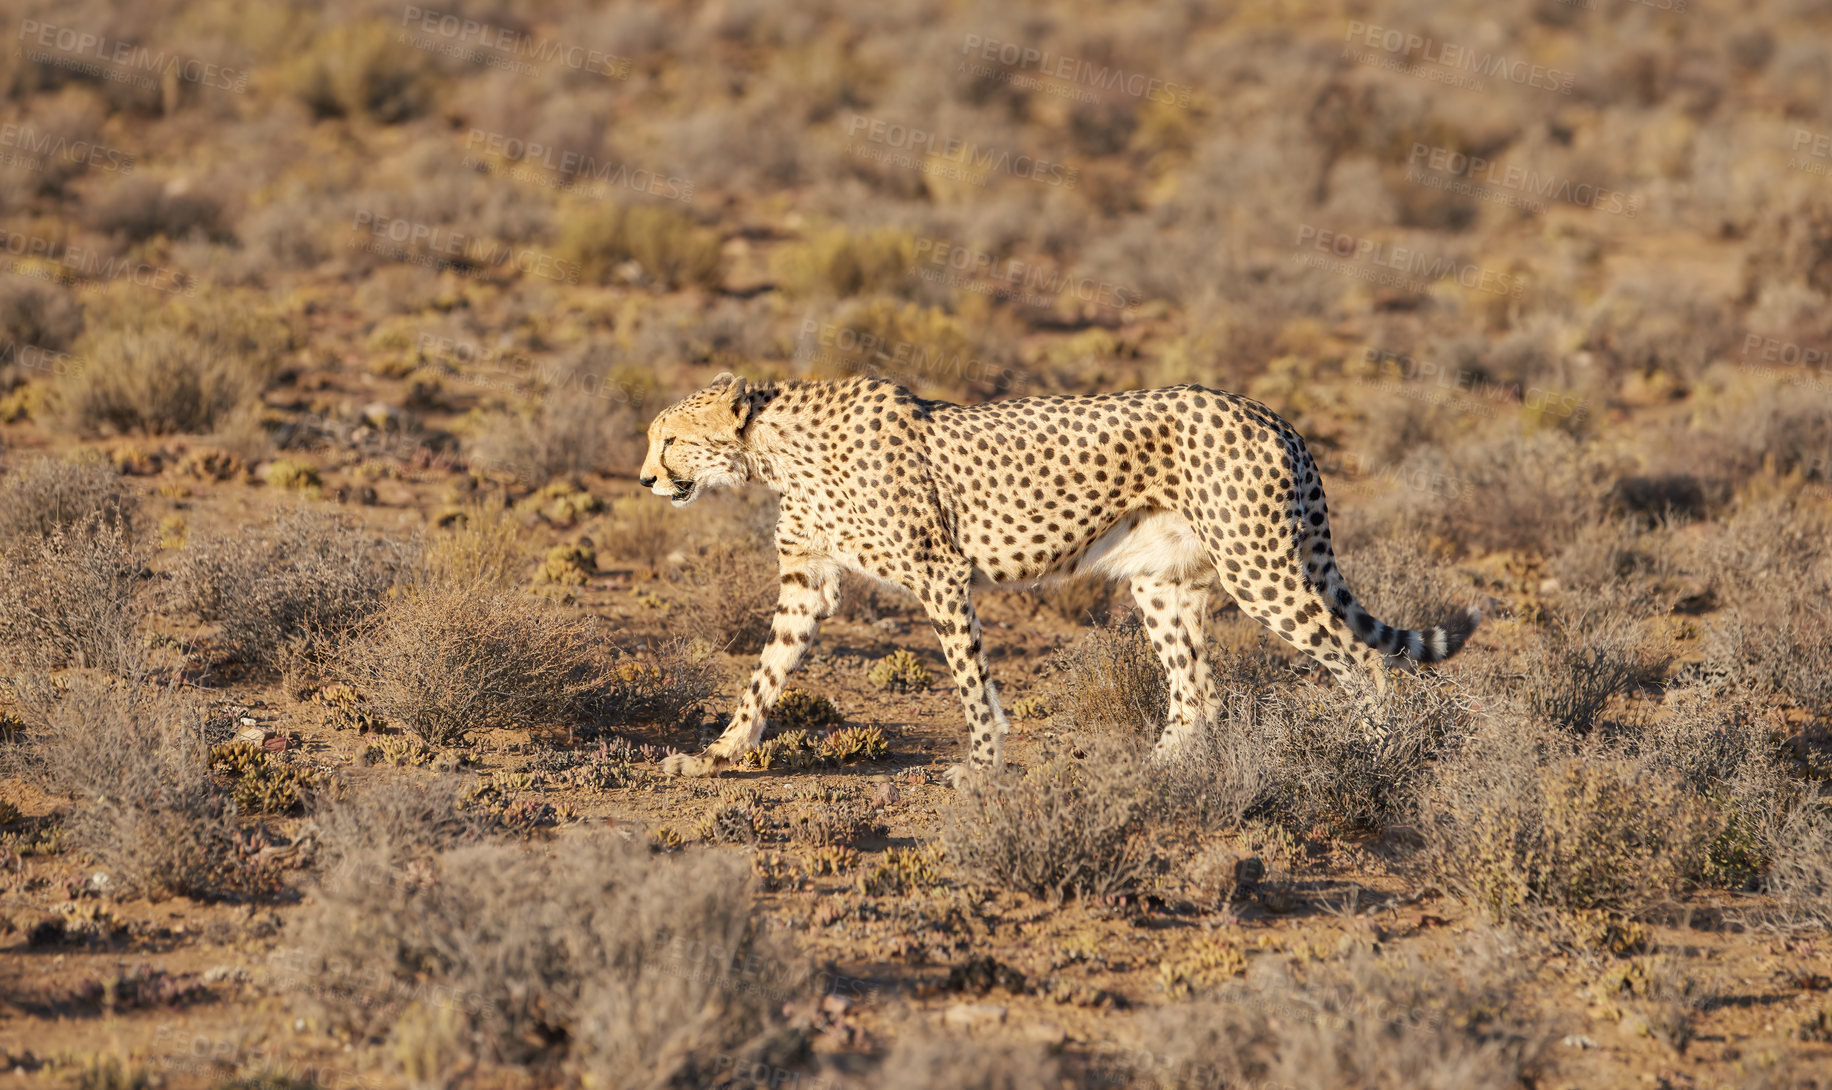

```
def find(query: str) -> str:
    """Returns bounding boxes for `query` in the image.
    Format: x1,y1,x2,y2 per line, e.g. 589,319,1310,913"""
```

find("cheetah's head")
639,372,754,507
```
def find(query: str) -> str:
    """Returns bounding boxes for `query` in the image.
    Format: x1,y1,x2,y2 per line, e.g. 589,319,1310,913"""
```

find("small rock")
943,1002,1007,1030
234,725,269,745
1021,1021,1067,1047
1562,1034,1597,1050
869,781,900,810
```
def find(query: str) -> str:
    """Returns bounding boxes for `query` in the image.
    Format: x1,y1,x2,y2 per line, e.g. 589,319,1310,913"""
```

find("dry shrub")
1516,608,1670,734
1047,618,1168,741
1422,716,1727,928
50,299,289,437
597,641,723,732
1265,676,1472,835
1154,675,1470,836
310,776,489,881
872,1035,1057,1090
672,541,779,655
0,515,146,675
87,174,232,244
942,742,1151,903
419,502,526,590
771,226,916,299
337,584,614,745
1706,591,1832,727
1335,528,1470,634
600,496,677,570
1764,809,1832,931
556,203,723,290
168,508,412,677
284,20,438,124
469,396,642,485
291,834,804,1086
1637,691,1797,836
51,327,267,436
1150,688,1280,830
9,678,269,900
1404,430,1617,556
1691,382,1832,488
0,453,137,544
1125,935,1558,1090
0,279,83,356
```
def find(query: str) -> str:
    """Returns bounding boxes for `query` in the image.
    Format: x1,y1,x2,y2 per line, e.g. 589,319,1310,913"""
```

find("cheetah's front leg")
913,567,1008,779
660,554,839,777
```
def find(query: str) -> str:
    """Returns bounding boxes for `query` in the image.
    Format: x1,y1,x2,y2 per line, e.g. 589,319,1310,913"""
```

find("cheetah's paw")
659,751,733,778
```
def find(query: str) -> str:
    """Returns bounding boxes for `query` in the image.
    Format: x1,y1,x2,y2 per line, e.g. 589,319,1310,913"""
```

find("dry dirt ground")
3,1,1832,1088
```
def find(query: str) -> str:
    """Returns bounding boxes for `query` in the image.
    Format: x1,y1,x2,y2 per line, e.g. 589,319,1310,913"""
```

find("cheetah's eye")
663,437,674,449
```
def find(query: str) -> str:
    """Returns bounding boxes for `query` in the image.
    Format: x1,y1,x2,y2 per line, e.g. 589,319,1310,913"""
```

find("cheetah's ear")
726,375,752,429
710,371,736,386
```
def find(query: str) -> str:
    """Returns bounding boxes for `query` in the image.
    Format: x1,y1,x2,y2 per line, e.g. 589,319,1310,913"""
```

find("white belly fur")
1066,508,1212,584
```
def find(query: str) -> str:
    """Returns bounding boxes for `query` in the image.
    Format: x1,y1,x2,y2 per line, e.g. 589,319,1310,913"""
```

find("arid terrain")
2,1,1832,1087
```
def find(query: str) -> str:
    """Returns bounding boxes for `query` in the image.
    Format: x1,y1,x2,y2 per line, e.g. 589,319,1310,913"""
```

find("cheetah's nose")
639,474,657,488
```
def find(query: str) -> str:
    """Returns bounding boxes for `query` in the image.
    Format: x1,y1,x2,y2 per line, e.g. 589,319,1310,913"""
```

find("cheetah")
640,373,1479,777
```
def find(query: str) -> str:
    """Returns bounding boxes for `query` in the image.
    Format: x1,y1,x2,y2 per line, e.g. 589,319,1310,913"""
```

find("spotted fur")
640,373,1480,776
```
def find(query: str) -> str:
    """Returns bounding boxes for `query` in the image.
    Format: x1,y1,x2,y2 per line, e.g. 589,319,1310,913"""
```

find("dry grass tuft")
671,541,779,655
168,508,413,679
291,834,804,1084
336,584,616,745
469,397,642,485
419,502,527,590
1126,934,1559,1090
556,203,723,290
942,742,1150,903
0,453,137,545
1046,618,1167,741
50,326,275,437
1422,716,1736,933
0,513,146,675
8,678,275,900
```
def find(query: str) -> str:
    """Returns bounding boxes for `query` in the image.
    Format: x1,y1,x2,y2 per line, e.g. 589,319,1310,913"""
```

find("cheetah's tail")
1336,586,1482,664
